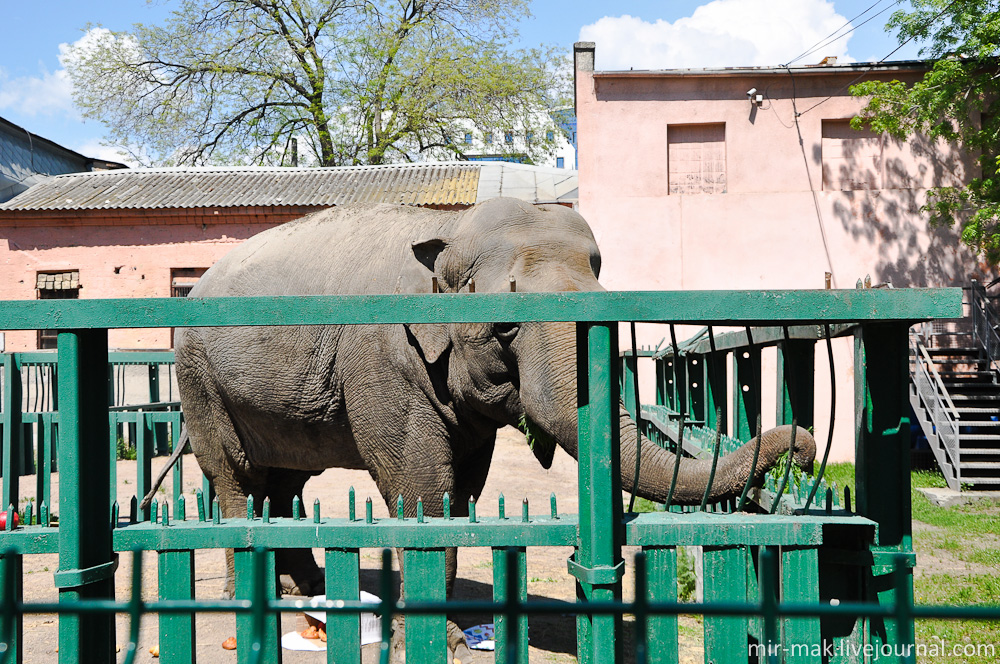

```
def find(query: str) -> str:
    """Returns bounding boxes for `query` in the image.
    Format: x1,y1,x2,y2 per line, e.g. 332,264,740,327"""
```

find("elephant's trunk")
617,409,816,505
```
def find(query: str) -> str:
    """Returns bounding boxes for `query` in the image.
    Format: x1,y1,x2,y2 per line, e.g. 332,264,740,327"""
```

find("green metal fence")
1,288,994,664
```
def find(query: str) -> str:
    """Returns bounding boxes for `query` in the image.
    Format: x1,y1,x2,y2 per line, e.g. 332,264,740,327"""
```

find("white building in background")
445,109,578,170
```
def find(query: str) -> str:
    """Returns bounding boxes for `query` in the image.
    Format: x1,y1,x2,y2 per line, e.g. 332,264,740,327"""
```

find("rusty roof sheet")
0,163,486,211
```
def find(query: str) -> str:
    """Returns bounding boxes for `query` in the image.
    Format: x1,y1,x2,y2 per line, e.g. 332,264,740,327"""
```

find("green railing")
1,288,990,664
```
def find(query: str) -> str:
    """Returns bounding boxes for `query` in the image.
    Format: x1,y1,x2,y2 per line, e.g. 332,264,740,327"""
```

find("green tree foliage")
64,0,567,167
851,0,1000,263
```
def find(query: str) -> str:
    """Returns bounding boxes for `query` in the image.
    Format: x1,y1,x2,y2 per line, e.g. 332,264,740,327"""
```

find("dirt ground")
16,425,703,663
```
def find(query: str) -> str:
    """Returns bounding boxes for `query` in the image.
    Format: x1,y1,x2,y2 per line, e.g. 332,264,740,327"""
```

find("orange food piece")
318,627,327,643
300,625,319,639
222,636,237,650
148,645,159,657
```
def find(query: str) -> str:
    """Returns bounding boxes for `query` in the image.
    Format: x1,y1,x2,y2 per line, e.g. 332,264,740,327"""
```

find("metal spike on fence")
550,493,558,519
196,490,206,522
825,488,833,514
41,501,49,527
262,498,271,524
831,482,840,508
509,276,516,292
469,497,477,523
396,495,404,520
844,486,852,513
313,498,321,524
348,487,355,521
246,495,254,521
417,497,424,523
498,493,505,520
25,502,34,528
212,497,221,525
522,497,529,523
468,278,476,293
443,492,451,519
161,502,169,527
152,500,160,524
178,495,186,521
292,495,301,521
366,497,373,524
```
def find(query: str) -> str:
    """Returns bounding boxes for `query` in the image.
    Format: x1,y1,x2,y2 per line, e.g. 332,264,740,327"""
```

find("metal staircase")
910,282,1000,490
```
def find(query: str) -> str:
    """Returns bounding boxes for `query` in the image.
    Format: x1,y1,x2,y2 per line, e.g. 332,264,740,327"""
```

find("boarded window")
822,119,882,190
668,123,726,195
36,271,80,349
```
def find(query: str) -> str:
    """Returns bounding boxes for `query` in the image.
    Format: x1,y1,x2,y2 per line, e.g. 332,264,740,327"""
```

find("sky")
0,0,924,164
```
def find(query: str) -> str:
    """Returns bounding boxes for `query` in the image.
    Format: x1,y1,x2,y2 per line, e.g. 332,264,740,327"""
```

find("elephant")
173,197,816,658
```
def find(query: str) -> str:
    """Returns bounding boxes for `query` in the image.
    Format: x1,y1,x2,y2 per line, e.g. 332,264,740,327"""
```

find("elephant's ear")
401,235,453,363
405,323,451,364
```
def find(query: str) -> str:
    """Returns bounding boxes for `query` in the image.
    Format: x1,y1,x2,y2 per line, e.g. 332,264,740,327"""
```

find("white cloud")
579,0,855,71
0,65,75,118
72,138,139,166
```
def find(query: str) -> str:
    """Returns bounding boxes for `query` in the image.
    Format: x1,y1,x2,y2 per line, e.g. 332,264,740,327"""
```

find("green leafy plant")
116,437,137,461
677,547,697,602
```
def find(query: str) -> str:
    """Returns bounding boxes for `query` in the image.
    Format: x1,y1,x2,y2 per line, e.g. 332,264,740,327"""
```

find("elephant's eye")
494,322,520,342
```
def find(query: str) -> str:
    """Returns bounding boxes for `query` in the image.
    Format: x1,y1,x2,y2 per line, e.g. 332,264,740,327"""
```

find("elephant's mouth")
518,414,557,469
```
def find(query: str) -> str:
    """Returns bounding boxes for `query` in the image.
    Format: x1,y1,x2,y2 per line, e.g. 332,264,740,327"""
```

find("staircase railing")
909,325,962,488
970,280,1000,371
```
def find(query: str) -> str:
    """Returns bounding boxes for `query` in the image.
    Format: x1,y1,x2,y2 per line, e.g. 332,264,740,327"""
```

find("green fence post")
2,354,22,511
703,546,749,664
169,414,184,511
54,329,116,664
687,356,706,425
622,351,639,421
493,546,528,663
776,340,815,429
854,323,915,661
159,549,196,664
234,548,281,664
733,348,761,441
325,548,361,664
781,546,821,663
0,551,23,664
403,548,447,663
705,350,727,434
642,546,678,664
571,322,624,664
136,415,153,521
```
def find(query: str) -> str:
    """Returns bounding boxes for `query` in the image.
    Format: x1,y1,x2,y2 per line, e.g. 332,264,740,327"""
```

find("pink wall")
0,207,319,350
575,47,986,461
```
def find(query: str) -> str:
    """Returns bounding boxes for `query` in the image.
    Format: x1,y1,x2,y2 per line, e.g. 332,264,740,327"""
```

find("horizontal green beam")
0,289,962,330
0,513,875,554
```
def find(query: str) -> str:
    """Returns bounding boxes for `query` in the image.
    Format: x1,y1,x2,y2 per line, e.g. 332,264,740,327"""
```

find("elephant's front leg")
385,443,495,663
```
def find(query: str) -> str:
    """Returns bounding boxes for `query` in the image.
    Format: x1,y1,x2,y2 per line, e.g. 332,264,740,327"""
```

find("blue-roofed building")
0,116,126,203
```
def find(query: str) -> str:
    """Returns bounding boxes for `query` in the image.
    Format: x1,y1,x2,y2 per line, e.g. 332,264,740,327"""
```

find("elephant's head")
403,197,815,505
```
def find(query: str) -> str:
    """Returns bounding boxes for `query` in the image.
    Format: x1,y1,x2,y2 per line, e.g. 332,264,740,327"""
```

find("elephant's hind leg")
266,467,325,596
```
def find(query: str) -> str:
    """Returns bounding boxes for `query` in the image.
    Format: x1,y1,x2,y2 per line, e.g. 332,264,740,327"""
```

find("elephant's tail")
139,424,190,511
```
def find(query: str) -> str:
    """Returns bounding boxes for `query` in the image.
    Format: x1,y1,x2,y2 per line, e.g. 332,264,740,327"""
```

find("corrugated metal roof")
0,163,487,211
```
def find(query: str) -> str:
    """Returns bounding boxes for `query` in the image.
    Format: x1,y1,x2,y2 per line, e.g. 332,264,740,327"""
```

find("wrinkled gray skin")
175,197,815,657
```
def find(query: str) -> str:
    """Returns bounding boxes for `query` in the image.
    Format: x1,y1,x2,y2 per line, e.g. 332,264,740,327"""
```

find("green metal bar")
854,322,915,660
170,415,184,512
703,546,750,664
402,548,447,663
55,329,115,664
641,547,677,664
687,356,706,424
0,289,963,331
780,547,821,663
705,350,727,434
493,546,528,663
572,322,624,664
0,552,22,664
733,347,761,441
776,339,815,428
37,413,55,515
234,548,280,664
136,415,152,522
159,549,196,664
325,548,361,664
108,414,119,507
1,355,22,511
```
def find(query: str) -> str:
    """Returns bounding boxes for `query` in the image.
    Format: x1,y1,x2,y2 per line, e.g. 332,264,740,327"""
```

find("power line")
792,0,961,117
784,0,901,68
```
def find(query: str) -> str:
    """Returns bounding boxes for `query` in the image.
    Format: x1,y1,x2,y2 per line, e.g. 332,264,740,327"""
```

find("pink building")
573,42,986,461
